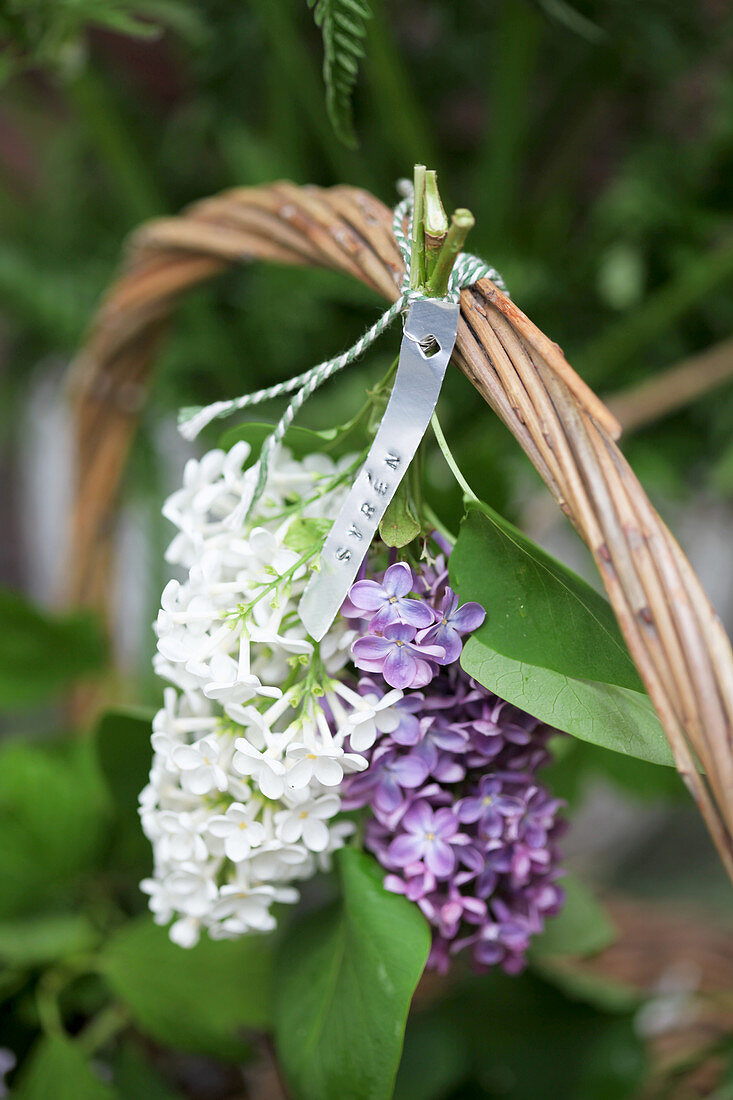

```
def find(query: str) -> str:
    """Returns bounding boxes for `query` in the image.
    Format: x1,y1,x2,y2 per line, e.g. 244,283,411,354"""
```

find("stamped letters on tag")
298,297,460,641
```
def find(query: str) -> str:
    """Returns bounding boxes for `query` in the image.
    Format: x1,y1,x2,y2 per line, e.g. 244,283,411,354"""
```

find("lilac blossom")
352,622,445,690
350,562,435,632
387,695,425,747
342,543,565,975
456,775,524,838
387,801,465,878
341,744,429,816
417,586,486,664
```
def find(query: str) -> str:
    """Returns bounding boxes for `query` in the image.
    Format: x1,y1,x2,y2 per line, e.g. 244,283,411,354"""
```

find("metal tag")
298,297,460,641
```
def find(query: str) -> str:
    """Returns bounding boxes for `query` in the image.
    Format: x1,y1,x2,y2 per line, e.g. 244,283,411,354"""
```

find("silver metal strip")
298,297,460,641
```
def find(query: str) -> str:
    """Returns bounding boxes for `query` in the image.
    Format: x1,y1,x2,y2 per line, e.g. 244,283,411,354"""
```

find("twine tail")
179,400,237,441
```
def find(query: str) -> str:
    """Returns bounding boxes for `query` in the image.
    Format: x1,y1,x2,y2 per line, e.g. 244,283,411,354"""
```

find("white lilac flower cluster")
140,441,403,947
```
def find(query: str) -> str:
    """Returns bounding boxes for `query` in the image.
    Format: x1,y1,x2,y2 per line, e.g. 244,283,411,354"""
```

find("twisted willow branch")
69,180,733,880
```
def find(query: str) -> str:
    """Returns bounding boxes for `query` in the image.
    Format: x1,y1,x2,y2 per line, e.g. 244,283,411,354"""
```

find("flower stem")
424,170,449,281
424,502,457,544
430,412,478,503
78,1003,130,1057
409,164,427,291
426,209,476,298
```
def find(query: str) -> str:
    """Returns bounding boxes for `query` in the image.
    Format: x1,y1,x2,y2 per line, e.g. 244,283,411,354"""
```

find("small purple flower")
512,787,564,848
475,839,513,898
412,731,467,785
343,745,429,816
350,562,435,632
510,842,551,887
414,549,450,598
384,866,436,902
456,900,532,971
456,776,524,838
388,801,464,878
352,622,444,690
435,889,487,938
388,695,425,747
426,937,451,974
475,916,531,971
417,586,485,663
420,716,471,755
526,879,565,917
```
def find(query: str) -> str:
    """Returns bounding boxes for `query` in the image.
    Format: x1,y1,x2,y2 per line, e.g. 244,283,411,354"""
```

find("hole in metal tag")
419,334,440,358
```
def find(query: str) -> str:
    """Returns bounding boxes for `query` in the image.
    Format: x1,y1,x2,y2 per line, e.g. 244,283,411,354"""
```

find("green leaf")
99,917,273,1060
532,958,642,1014
306,0,372,148
14,1035,117,1100
530,875,616,959
220,421,342,462
0,588,105,708
0,740,110,917
451,502,643,691
379,478,421,547
543,737,685,806
113,1039,184,1100
274,848,430,1100
0,913,97,968
90,8,163,38
94,708,155,871
398,970,647,1100
283,516,332,553
461,641,673,765
220,410,369,465
393,1012,470,1100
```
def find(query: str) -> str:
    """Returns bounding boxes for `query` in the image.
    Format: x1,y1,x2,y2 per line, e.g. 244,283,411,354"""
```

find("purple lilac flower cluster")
342,548,565,974
348,558,485,689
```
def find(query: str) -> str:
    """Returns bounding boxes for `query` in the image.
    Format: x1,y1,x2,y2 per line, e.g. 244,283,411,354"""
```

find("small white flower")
152,688,216,757
313,818,356,871
243,527,301,583
140,876,175,925
275,794,340,852
162,449,228,531
210,884,281,932
248,841,310,880
200,647,282,707
156,582,222,664
249,623,312,657
222,440,253,487
165,865,218,918
320,622,358,675
339,687,403,752
172,736,229,795
169,915,202,949
285,741,366,790
153,653,208,709
157,810,209,862
232,738,287,800
207,802,266,861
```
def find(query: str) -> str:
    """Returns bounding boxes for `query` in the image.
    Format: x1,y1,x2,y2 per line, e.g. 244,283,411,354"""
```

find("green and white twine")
177,188,507,521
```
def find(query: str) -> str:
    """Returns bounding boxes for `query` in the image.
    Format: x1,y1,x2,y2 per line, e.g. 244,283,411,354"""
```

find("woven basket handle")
69,181,733,880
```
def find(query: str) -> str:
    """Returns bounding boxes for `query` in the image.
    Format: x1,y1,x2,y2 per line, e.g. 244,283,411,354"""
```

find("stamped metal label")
298,297,460,641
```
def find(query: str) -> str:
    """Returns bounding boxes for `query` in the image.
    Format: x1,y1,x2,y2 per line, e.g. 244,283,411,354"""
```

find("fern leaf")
307,0,371,148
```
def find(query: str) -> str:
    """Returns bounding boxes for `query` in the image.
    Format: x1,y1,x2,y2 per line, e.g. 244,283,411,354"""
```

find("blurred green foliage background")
1,1,732,1096
2,0,733,506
